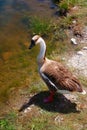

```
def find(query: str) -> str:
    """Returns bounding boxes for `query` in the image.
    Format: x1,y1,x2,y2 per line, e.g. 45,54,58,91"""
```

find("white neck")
37,38,46,63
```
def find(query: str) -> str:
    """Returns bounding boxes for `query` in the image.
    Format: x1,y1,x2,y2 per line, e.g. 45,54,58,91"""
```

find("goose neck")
37,39,46,64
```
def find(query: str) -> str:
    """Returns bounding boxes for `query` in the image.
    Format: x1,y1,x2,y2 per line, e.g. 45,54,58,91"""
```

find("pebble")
61,57,65,61
24,107,31,113
77,51,84,55
72,20,77,24
64,94,78,101
71,38,78,45
83,46,87,50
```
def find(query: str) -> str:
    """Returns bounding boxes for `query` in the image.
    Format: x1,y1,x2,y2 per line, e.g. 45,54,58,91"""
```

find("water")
0,0,57,107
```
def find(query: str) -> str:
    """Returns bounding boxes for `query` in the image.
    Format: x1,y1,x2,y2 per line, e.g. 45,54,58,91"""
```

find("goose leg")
43,91,55,103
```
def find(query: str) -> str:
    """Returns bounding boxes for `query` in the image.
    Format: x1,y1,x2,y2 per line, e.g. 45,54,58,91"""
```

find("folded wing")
40,59,82,92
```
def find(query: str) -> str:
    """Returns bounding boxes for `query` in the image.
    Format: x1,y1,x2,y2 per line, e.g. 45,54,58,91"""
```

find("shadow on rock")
19,91,80,114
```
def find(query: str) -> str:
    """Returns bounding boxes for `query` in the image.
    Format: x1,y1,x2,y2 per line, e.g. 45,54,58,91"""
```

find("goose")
29,35,86,103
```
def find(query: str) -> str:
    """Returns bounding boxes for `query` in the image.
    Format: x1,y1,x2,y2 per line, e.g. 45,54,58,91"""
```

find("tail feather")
80,90,86,95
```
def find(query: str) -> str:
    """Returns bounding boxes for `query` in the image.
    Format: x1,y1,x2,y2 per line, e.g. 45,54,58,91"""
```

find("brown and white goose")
29,35,86,103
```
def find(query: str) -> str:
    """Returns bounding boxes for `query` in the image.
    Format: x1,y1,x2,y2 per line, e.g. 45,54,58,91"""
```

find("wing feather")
40,59,82,92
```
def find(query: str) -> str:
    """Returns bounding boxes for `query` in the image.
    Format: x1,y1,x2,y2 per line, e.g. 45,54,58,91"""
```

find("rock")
24,107,32,113
77,51,84,55
83,46,87,50
71,38,78,45
64,94,78,101
72,20,77,24
61,57,65,61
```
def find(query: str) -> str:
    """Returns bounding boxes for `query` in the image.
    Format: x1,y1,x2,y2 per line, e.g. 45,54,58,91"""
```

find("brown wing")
41,59,82,92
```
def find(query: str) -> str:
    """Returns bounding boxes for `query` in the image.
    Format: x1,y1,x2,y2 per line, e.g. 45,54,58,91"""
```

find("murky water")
0,0,57,106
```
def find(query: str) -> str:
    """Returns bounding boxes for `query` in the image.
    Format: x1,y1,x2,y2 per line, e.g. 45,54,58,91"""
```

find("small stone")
24,107,31,113
62,57,65,61
27,107,32,110
24,109,28,113
77,51,84,55
72,20,77,24
83,46,87,50
71,38,78,45
64,94,78,101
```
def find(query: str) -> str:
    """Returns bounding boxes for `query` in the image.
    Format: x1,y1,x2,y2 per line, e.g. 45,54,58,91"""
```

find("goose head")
29,35,41,49
29,35,46,65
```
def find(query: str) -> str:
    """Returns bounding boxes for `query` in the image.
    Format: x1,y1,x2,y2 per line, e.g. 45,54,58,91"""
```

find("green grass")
28,80,46,94
53,0,87,16
30,17,51,36
53,0,87,6
1,108,87,130
22,16,51,36
0,112,17,130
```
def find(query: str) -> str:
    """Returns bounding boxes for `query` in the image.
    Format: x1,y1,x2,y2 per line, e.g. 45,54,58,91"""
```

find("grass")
22,16,51,36
53,0,87,6
28,80,46,94
30,17,51,36
79,76,87,87
53,0,87,16
1,107,87,130
0,112,17,130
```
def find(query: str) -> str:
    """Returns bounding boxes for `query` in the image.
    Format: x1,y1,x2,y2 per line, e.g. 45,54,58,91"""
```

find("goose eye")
29,40,35,49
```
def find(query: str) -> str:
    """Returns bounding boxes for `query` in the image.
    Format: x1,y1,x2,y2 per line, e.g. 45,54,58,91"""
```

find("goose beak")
29,40,35,49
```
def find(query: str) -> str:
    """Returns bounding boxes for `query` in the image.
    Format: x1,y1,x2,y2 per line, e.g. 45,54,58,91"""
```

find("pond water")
0,0,57,107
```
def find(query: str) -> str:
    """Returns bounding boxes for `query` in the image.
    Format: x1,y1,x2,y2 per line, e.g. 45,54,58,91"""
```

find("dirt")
67,26,87,77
